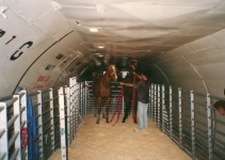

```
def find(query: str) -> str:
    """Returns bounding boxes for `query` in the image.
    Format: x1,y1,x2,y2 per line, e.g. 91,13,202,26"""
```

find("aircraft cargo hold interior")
1,0,225,159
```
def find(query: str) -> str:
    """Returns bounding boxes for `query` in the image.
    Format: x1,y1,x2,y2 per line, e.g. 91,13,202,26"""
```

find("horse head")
108,64,118,81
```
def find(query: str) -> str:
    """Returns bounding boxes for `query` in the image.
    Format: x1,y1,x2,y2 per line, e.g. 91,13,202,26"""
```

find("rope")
110,87,124,126
132,74,137,123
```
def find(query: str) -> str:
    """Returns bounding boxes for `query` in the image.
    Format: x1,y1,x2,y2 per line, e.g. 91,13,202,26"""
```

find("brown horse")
92,64,118,124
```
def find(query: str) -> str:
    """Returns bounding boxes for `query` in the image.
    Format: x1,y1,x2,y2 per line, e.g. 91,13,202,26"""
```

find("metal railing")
150,84,225,160
0,88,61,160
1,79,225,160
84,81,123,115
0,90,27,160
28,88,60,160
58,77,86,160
0,77,85,160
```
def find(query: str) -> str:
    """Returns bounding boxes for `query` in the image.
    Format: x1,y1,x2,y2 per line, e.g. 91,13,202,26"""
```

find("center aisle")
49,114,191,160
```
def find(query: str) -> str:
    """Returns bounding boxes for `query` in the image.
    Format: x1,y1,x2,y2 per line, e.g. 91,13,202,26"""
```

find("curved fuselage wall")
151,28,225,98
1,0,225,100
0,0,90,97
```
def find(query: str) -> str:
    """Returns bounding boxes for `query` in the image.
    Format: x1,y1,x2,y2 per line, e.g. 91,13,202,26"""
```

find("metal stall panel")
58,87,67,160
210,95,225,159
150,83,225,160
0,90,28,160
29,88,60,160
85,81,123,115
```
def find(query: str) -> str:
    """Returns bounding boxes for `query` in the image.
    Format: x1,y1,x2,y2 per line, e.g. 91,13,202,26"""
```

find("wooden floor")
49,114,191,160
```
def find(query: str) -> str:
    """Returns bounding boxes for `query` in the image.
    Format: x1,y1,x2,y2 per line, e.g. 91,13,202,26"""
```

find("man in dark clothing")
121,60,139,123
120,71,149,131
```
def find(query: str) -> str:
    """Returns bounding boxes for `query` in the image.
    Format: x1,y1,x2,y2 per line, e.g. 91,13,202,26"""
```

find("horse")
92,64,118,124
92,72,103,117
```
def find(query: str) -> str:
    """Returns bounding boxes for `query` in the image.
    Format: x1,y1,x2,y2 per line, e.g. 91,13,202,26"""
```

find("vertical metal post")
190,90,196,159
58,87,67,160
153,84,157,121
70,77,77,137
82,82,86,116
84,81,88,115
79,83,82,116
206,93,212,160
70,77,76,139
20,90,28,160
72,84,76,139
161,84,165,133
65,86,71,144
157,84,161,126
74,79,79,130
69,78,75,139
150,84,154,118
49,88,56,150
37,90,44,160
13,94,22,159
169,86,173,138
0,102,8,160
73,78,78,136
178,87,183,147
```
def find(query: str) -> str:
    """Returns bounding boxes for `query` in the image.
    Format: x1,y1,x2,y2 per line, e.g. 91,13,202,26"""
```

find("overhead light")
0,6,8,19
89,27,98,32
97,45,104,49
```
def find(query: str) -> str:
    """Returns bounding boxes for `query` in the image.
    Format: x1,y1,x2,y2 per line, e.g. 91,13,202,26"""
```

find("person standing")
121,60,139,123
120,71,149,131
214,100,225,115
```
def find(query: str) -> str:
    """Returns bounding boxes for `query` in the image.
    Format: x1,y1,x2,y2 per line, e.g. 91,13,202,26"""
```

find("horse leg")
94,96,97,117
102,100,106,119
105,97,110,123
96,97,102,124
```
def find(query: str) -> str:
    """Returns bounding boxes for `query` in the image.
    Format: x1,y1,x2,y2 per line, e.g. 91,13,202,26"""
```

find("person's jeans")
137,101,148,130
